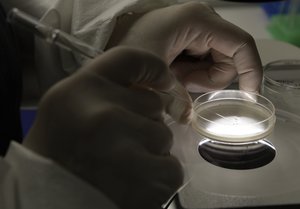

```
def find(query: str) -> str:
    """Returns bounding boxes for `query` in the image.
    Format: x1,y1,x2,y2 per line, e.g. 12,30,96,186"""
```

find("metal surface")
170,109,300,209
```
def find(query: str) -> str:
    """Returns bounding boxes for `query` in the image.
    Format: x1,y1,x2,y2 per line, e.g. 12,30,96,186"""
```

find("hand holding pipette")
8,8,193,124
22,45,184,209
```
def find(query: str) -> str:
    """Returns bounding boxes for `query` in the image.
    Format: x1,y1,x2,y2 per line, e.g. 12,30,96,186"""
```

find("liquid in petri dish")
192,99,275,143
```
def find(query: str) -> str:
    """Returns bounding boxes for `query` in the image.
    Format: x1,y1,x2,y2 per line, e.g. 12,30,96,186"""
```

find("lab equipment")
7,8,101,59
7,8,192,124
168,64,300,208
170,108,300,209
8,9,192,208
262,60,300,115
190,90,276,169
192,90,276,143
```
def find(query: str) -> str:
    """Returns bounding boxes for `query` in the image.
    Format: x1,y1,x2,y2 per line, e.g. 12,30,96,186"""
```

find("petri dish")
262,60,300,116
170,109,300,209
192,90,276,143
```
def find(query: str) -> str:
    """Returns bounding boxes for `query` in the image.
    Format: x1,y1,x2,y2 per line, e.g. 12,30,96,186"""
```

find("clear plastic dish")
192,90,276,143
262,60,300,115
170,109,300,208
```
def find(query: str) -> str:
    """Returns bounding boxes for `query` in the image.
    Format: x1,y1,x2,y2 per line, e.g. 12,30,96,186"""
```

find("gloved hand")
107,2,263,93
24,47,184,209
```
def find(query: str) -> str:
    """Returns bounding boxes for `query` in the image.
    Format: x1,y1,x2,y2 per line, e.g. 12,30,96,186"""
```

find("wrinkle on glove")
71,0,177,53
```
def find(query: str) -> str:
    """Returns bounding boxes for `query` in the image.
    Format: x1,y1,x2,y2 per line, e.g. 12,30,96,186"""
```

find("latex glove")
24,47,183,209
107,2,263,93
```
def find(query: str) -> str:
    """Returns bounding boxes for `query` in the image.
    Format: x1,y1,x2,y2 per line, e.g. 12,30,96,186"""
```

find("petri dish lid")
264,59,300,89
171,109,300,209
192,90,276,143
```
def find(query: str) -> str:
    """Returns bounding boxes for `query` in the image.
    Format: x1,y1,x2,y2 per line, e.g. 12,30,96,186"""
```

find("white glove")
107,2,263,93
24,47,183,209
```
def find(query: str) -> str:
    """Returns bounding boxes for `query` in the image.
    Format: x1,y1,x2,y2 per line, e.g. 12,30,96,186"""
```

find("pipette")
7,8,193,123
8,8,193,208
8,8,101,59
